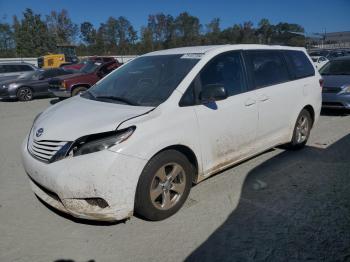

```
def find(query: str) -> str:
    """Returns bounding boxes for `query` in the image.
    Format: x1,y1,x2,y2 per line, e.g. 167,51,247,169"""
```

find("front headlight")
71,127,135,157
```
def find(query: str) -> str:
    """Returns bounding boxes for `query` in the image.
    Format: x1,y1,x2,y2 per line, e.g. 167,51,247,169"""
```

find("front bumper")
322,93,350,109
48,88,71,98
0,88,16,100
21,137,147,221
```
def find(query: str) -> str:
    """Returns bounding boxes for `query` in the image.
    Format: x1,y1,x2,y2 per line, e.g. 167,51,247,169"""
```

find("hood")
53,72,88,81
33,96,153,141
322,75,350,88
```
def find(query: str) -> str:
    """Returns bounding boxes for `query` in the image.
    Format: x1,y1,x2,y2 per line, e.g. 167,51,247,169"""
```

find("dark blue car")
320,56,350,109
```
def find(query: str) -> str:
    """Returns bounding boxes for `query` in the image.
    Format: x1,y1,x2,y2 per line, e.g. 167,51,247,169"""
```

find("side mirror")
38,75,45,80
200,84,228,103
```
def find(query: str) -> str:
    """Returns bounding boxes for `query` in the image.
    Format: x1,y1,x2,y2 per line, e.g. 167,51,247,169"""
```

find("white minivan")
22,45,322,221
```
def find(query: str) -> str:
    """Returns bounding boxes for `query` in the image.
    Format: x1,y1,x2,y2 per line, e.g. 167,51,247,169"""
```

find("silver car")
321,56,350,109
0,62,38,82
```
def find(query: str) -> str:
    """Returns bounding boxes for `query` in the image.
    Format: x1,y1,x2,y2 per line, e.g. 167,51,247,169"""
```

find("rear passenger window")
284,50,315,79
3,65,18,72
199,51,247,97
247,51,290,88
17,65,34,71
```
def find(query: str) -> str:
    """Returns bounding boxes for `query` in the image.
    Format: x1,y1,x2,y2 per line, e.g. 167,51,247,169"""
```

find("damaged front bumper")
21,137,147,221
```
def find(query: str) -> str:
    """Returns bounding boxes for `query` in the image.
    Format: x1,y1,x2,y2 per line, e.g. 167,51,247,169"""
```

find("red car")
61,56,117,71
49,60,120,97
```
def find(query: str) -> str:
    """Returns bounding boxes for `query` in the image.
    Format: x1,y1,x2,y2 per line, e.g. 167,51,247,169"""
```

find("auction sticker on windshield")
180,53,204,59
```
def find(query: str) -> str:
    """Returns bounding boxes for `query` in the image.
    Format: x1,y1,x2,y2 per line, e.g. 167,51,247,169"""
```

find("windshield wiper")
95,95,139,106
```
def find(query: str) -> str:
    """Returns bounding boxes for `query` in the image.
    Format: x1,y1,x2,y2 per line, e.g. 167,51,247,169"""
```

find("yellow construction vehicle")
37,45,79,68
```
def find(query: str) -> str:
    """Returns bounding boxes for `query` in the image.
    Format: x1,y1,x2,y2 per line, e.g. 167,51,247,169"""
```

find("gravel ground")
0,98,349,262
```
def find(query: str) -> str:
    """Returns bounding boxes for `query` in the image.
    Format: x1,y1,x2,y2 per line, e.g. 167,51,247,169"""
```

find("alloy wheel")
295,115,309,144
150,163,186,210
18,88,33,101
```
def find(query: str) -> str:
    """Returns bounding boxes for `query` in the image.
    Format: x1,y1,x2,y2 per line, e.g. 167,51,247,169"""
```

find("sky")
0,0,349,35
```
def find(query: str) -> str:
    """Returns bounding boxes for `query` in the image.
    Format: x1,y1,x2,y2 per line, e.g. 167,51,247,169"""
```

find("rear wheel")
135,150,193,221
17,87,33,101
71,86,88,96
287,109,312,150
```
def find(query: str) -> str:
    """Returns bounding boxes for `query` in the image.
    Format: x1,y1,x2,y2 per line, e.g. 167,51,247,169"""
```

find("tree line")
0,8,308,58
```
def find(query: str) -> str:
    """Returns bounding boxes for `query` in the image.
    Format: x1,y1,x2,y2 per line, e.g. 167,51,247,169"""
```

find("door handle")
245,98,256,107
259,95,269,102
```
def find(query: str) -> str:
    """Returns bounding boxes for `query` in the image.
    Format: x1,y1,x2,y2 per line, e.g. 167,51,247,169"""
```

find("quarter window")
247,51,290,88
199,52,247,97
284,50,315,79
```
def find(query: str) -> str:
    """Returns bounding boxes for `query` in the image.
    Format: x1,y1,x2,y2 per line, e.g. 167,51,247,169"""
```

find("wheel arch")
71,84,90,94
303,104,315,127
151,144,199,184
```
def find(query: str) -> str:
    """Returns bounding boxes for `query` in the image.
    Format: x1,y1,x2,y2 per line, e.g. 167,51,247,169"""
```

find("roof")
143,44,305,56
0,61,36,66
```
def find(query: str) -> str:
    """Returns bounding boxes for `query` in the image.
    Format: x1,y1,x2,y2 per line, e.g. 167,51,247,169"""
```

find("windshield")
83,54,200,107
320,60,350,75
80,61,102,73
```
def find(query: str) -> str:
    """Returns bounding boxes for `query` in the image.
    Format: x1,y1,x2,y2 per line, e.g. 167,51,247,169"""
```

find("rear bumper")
322,93,350,109
49,88,71,98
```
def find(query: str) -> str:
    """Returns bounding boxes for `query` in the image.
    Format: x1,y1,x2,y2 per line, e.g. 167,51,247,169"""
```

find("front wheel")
17,87,33,101
135,150,193,221
71,86,88,96
287,109,312,150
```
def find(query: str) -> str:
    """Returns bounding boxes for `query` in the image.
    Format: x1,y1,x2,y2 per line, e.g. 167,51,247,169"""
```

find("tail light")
319,79,324,88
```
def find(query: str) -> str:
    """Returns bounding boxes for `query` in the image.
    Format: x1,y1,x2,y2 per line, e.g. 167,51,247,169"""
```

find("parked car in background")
320,56,350,109
311,56,329,70
0,68,74,101
22,45,322,222
49,60,120,97
309,49,347,61
61,56,119,71
0,62,37,82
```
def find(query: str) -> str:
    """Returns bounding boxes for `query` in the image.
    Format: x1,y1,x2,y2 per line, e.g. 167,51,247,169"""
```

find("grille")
322,87,342,93
28,139,68,162
49,79,62,90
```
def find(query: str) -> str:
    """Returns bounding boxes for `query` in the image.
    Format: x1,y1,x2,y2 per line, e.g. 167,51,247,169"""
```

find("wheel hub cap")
150,163,186,210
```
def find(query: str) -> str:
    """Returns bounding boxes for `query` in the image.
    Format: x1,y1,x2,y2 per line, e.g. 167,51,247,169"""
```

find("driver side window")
179,51,247,107
200,51,247,97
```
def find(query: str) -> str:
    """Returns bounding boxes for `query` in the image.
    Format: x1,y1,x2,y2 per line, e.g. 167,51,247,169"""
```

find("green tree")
205,18,221,44
46,9,78,44
140,26,154,53
257,18,273,44
0,22,15,57
174,12,201,46
80,21,96,45
13,9,54,57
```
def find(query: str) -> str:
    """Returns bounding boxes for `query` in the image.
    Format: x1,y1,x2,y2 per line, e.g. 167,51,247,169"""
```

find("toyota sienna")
21,45,322,221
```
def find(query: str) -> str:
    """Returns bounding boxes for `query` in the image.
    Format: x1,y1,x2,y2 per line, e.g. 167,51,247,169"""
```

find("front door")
193,51,258,176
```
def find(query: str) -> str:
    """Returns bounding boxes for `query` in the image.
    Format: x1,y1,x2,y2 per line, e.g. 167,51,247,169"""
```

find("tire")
287,109,312,150
17,87,33,101
135,150,193,221
71,86,88,96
